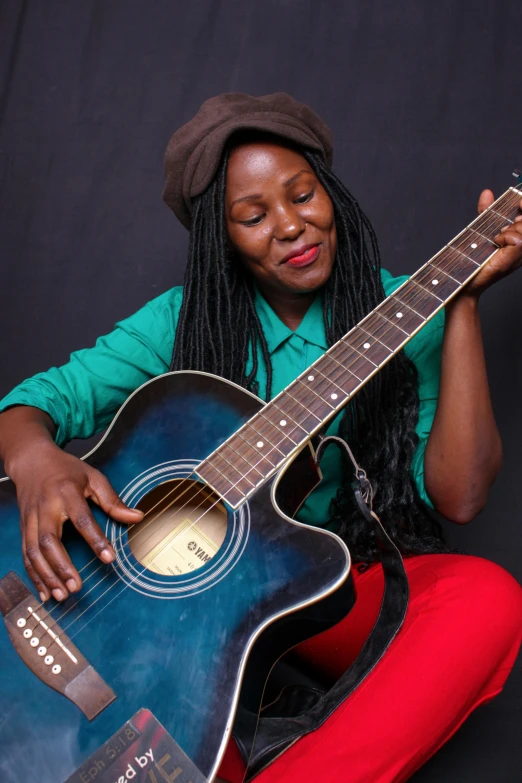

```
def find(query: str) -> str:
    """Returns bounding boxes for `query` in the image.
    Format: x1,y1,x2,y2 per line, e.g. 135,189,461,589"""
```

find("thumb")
87,471,144,524
478,188,495,214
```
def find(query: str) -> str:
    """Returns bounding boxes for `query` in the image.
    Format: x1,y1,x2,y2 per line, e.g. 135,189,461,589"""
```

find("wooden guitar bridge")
0,571,116,720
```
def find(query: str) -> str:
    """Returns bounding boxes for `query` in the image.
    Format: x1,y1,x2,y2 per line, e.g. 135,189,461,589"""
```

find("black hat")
163,92,333,229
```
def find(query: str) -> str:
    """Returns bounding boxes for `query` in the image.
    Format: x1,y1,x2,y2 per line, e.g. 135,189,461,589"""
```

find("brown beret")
163,92,333,229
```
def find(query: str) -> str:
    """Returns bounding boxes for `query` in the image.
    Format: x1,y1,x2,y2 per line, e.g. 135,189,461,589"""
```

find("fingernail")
52,588,65,601
39,591,48,602
66,578,77,592
501,226,509,231
100,548,115,563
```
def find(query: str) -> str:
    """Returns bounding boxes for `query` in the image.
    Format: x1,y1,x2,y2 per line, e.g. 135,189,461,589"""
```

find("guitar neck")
197,183,522,508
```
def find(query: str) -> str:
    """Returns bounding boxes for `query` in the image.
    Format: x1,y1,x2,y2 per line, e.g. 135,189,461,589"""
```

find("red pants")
218,554,522,783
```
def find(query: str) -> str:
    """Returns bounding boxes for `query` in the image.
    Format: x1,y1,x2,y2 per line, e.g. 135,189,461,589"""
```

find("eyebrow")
229,169,312,209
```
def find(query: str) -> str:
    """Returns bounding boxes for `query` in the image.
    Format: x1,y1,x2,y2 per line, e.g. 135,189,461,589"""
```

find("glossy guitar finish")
0,371,351,783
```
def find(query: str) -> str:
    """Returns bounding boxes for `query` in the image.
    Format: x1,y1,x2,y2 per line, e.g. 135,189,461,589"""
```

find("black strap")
240,436,410,780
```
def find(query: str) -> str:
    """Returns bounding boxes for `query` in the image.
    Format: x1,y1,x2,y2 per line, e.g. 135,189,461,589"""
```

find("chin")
282,265,332,294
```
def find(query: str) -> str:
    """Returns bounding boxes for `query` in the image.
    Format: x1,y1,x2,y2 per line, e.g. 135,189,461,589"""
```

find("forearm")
0,406,58,480
424,295,502,522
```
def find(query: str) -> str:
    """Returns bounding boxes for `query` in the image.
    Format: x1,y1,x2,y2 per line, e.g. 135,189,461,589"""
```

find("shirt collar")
254,286,328,354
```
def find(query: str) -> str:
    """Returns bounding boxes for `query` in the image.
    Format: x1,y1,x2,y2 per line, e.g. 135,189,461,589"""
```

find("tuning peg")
512,168,521,179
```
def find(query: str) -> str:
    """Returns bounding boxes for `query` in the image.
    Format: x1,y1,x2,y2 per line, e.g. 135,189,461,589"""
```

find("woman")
0,93,520,782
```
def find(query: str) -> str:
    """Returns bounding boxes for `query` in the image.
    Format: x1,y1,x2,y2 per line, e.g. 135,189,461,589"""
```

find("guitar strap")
233,435,410,780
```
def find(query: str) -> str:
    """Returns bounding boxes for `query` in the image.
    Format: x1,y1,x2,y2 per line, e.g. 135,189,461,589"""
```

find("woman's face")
225,141,337,297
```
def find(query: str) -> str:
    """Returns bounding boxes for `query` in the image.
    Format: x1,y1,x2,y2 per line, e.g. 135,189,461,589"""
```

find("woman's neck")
257,284,317,331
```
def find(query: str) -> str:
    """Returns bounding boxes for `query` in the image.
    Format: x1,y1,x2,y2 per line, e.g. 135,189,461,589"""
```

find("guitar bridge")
0,571,116,720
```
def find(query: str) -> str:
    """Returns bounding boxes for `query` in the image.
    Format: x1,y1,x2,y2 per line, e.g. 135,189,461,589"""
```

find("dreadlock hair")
171,138,449,562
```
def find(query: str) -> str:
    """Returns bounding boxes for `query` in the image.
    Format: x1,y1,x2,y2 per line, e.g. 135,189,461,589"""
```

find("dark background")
0,1,521,780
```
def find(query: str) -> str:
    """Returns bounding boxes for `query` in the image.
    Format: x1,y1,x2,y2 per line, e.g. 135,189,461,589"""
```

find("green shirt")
0,269,444,525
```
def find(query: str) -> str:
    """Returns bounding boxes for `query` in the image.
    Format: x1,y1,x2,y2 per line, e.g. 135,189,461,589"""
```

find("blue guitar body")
0,371,351,782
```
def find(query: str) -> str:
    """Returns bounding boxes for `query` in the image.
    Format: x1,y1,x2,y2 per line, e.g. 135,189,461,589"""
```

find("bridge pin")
37,646,47,656
30,637,40,647
23,628,32,639
44,655,54,665
17,618,26,628
52,664,61,675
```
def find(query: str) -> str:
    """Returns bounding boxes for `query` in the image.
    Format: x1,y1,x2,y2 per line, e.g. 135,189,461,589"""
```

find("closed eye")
240,214,265,227
295,190,314,204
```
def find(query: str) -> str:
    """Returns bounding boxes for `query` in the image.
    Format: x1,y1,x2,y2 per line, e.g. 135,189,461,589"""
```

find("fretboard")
197,185,522,508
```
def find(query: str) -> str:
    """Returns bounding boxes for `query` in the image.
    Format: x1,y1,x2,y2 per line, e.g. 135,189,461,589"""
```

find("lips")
281,243,321,268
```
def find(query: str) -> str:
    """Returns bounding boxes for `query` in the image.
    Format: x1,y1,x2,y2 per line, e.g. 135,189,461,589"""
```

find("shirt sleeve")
380,269,444,509
0,287,183,446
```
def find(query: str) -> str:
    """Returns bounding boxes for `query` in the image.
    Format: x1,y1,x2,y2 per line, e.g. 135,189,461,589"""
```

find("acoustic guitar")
0,175,520,783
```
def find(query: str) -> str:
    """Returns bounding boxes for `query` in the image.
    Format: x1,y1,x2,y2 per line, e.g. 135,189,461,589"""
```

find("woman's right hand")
10,441,143,602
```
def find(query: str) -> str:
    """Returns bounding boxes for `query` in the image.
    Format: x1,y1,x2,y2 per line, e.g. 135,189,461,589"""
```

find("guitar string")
27,191,519,652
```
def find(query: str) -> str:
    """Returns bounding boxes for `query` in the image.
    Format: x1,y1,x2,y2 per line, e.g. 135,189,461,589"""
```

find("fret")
233,431,279,470
317,353,363,392
260,401,308,442
351,327,394,365
452,228,498,265
332,342,377,379
490,189,522,221
217,442,265,483
378,296,426,335
471,209,512,238
284,383,333,424
431,247,478,283
196,461,247,508
394,280,441,319
297,363,351,408
413,264,462,301
340,332,381,367
362,311,408,351
244,417,290,459
212,451,258,489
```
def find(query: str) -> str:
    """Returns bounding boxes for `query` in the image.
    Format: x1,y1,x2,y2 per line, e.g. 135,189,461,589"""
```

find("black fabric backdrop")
0,1,521,780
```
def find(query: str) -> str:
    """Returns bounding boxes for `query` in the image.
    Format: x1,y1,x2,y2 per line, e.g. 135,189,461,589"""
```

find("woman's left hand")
463,190,522,297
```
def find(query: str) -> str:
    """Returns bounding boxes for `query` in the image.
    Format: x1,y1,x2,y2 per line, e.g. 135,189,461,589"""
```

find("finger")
477,189,495,214
68,496,117,564
24,509,69,602
20,525,51,603
36,518,83,594
87,471,143,525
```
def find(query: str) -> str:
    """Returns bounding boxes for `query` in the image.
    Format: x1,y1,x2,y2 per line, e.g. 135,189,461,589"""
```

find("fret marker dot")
307,375,314,381
471,242,478,249
432,279,439,285
363,342,371,349
280,420,287,427
256,441,264,448
396,312,403,318
331,393,338,400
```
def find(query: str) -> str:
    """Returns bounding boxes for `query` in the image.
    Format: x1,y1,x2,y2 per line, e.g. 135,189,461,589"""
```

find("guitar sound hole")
128,479,227,576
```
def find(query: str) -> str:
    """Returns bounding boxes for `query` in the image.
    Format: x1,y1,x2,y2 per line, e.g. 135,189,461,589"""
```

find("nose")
273,204,305,242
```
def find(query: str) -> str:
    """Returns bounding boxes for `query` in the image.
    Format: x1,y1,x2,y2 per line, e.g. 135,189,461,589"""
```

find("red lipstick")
281,244,321,268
